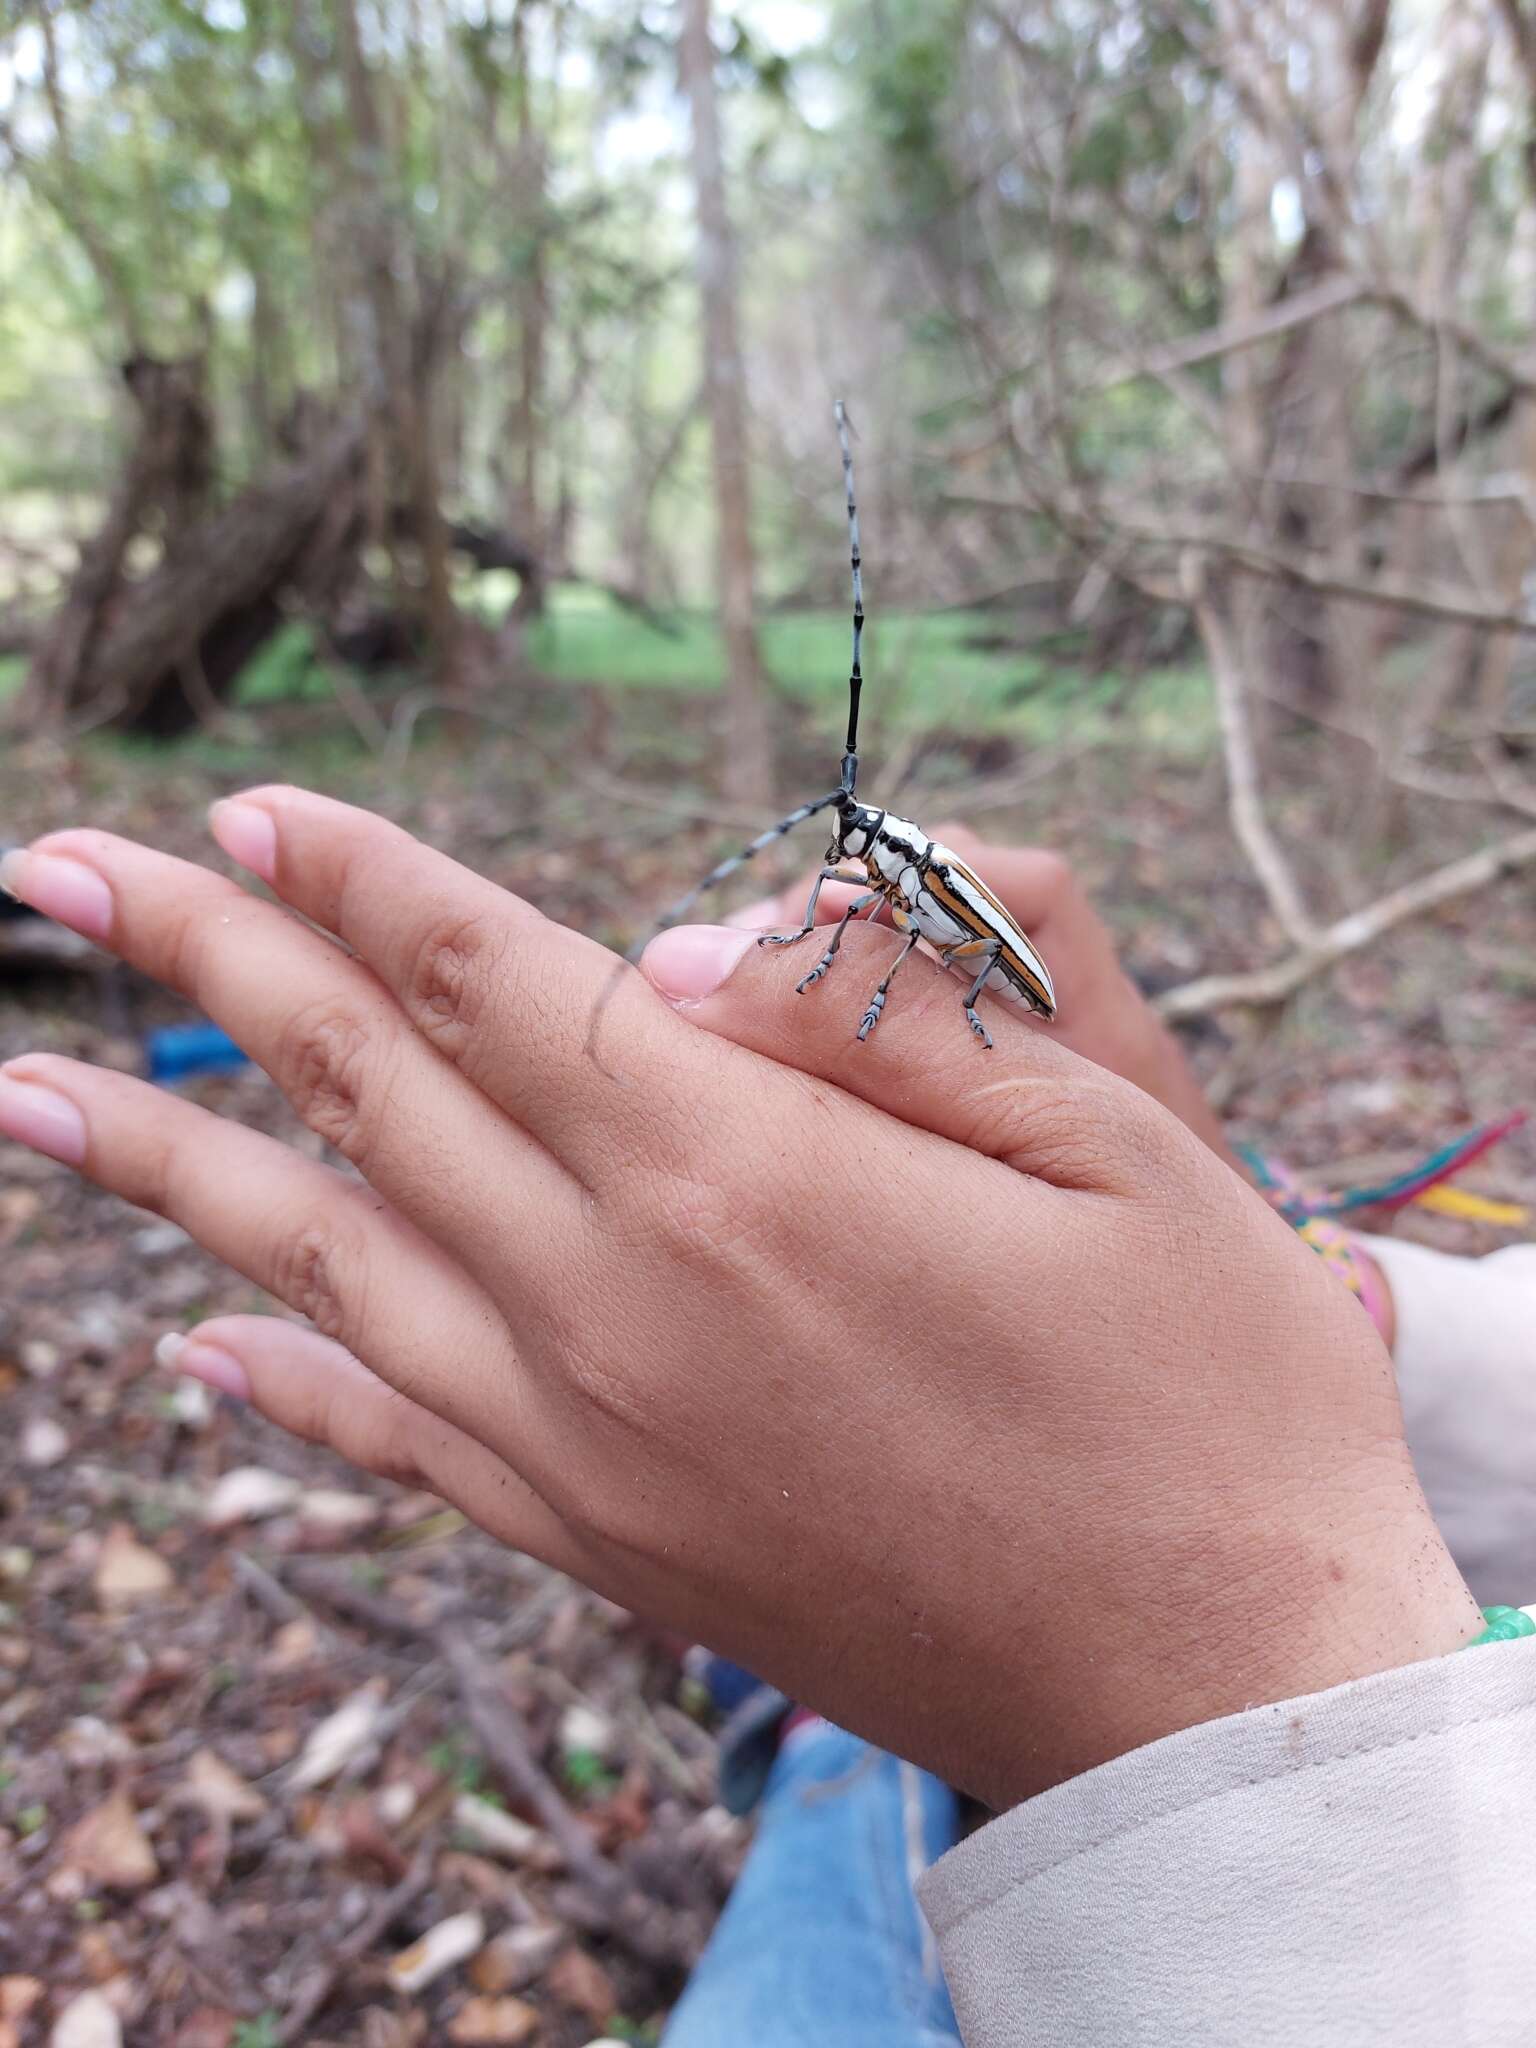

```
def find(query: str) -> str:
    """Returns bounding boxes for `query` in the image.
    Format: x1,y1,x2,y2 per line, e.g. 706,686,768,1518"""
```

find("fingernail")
0,850,113,942
156,1331,251,1403
642,925,757,1004
0,1071,87,1164
209,800,277,884
724,897,781,931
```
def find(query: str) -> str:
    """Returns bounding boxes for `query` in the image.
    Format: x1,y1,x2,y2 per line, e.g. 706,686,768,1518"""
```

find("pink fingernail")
156,1331,251,1403
0,1071,88,1165
0,850,113,942
209,800,277,884
642,925,757,1004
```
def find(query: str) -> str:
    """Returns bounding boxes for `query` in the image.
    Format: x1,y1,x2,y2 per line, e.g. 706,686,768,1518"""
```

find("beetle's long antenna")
835,398,863,795
630,788,844,954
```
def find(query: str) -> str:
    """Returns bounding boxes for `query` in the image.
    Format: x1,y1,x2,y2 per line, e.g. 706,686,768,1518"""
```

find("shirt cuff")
919,1637,1536,2047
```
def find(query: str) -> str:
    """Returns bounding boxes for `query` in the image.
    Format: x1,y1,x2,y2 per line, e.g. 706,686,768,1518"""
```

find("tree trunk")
679,0,774,810
19,356,216,732
39,424,362,737
330,0,461,686
506,0,550,623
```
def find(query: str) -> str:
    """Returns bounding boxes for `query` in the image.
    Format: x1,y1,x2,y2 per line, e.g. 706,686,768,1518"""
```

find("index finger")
208,785,779,1177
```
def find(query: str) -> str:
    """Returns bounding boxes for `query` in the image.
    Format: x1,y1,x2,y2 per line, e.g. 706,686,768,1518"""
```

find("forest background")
2,3,1536,2043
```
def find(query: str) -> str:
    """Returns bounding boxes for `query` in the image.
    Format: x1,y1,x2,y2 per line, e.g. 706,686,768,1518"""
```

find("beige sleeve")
919,1638,1536,2047
1361,1236,1536,1603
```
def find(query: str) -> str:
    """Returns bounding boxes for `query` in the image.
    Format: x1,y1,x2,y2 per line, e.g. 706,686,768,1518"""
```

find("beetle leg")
793,887,883,992
856,926,924,1041
759,867,870,951
940,938,1004,1050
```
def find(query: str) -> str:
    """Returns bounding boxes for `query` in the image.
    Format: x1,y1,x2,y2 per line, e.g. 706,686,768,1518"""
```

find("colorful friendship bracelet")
1241,1112,1528,1341
1466,1606,1536,1647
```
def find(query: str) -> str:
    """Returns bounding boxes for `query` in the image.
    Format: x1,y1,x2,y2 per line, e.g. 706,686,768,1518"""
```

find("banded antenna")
635,398,865,940
835,398,863,795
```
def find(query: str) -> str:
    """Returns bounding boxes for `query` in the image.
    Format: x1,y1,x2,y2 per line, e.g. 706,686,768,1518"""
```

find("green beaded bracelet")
1465,1605,1536,1647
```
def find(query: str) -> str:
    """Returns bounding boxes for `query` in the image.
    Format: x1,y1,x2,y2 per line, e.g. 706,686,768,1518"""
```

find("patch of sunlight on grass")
527,587,1215,751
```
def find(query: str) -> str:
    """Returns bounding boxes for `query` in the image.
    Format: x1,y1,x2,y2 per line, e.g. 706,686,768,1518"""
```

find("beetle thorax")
863,812,931,890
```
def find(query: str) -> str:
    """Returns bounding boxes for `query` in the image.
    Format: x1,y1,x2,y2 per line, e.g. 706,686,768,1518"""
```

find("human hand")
0,792,1475,1807
732,828,1399,1345
729,825,1235,1161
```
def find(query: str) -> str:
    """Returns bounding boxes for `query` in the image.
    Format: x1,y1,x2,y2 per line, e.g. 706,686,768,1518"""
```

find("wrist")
1002,1487,1480,1809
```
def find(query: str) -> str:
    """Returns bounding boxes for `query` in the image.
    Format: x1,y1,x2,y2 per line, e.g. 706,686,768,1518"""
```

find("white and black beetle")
648,403,1056,1050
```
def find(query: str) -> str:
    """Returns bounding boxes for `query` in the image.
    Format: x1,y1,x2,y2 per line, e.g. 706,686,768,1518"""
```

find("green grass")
0,655,24,702
528,585,1214,749
9,583,1215,763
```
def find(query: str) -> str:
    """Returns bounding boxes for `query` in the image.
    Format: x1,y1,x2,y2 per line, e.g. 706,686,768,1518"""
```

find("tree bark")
330,0,461,686
679,0,774,810
20,424,362,738
19,356,215,731
506,0,550,622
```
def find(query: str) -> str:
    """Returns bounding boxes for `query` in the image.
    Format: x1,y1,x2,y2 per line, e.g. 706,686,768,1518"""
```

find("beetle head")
829,793,884,864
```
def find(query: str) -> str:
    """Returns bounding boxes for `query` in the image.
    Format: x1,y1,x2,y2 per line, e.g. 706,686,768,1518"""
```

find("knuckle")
274,1219,351,1341
402,911,506,1058
278,999,376,1153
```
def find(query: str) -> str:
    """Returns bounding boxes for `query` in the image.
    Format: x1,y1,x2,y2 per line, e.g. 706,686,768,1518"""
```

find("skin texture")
0,788,1474,1809
730,828,1397,1346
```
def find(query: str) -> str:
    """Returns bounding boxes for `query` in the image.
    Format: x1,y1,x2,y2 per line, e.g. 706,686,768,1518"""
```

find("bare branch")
1182,554,1319,949
1094,274,1365,393
1157,825,1536,1018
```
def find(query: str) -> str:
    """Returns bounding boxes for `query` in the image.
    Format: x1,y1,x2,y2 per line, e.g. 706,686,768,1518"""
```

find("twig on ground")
1157,825,1536,1017
277,1847,436,2044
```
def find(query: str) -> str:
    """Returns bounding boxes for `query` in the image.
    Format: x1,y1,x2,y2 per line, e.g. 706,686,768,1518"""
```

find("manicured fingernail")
642,925,757,1004
0,1071,87,1165
0,850,112,942
156,1331,251,1403
724,897,780,931
209,800,277,884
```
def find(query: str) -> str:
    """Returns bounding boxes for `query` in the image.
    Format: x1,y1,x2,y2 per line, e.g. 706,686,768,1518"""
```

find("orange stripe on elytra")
922,868,1052,1008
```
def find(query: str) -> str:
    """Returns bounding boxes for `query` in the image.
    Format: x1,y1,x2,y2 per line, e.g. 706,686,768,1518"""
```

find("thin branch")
278,1848,435,2044
1093,274,1365,393
945,495,1536,636
1183,554,1318,949
1157,825,1536,1018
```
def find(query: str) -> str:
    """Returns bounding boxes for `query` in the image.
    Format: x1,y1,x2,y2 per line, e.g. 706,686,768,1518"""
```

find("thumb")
640,920,1165,1193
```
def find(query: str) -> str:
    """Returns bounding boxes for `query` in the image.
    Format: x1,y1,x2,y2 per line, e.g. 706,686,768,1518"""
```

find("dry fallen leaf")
53,1788,158,1892
93,1525,173,1611
451,1794,556,1869
202,1465,301,1527
288,1679,388,1791
296,1488,379,1534
49,1990,122,2048
467,1925,564,1995
0,1980,41,2016
387,1909,486,1994
546,1947,616,2027
21,1415,67,1468
175,1749,267,1824
445,1995,540,2046
263,1617,319,1669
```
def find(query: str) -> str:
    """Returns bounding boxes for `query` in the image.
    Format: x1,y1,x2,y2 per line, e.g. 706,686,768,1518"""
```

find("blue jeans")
663,1721,964,2046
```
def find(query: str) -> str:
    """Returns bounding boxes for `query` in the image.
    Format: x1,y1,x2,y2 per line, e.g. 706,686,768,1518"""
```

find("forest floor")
1,668,1534,2047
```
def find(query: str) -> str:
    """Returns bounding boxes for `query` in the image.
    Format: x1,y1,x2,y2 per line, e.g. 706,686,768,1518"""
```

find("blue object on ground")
662,1722,962,2047
147,1022,250,1083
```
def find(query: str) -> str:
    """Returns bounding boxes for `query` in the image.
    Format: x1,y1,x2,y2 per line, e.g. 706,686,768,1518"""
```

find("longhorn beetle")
645,402,1056,1050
